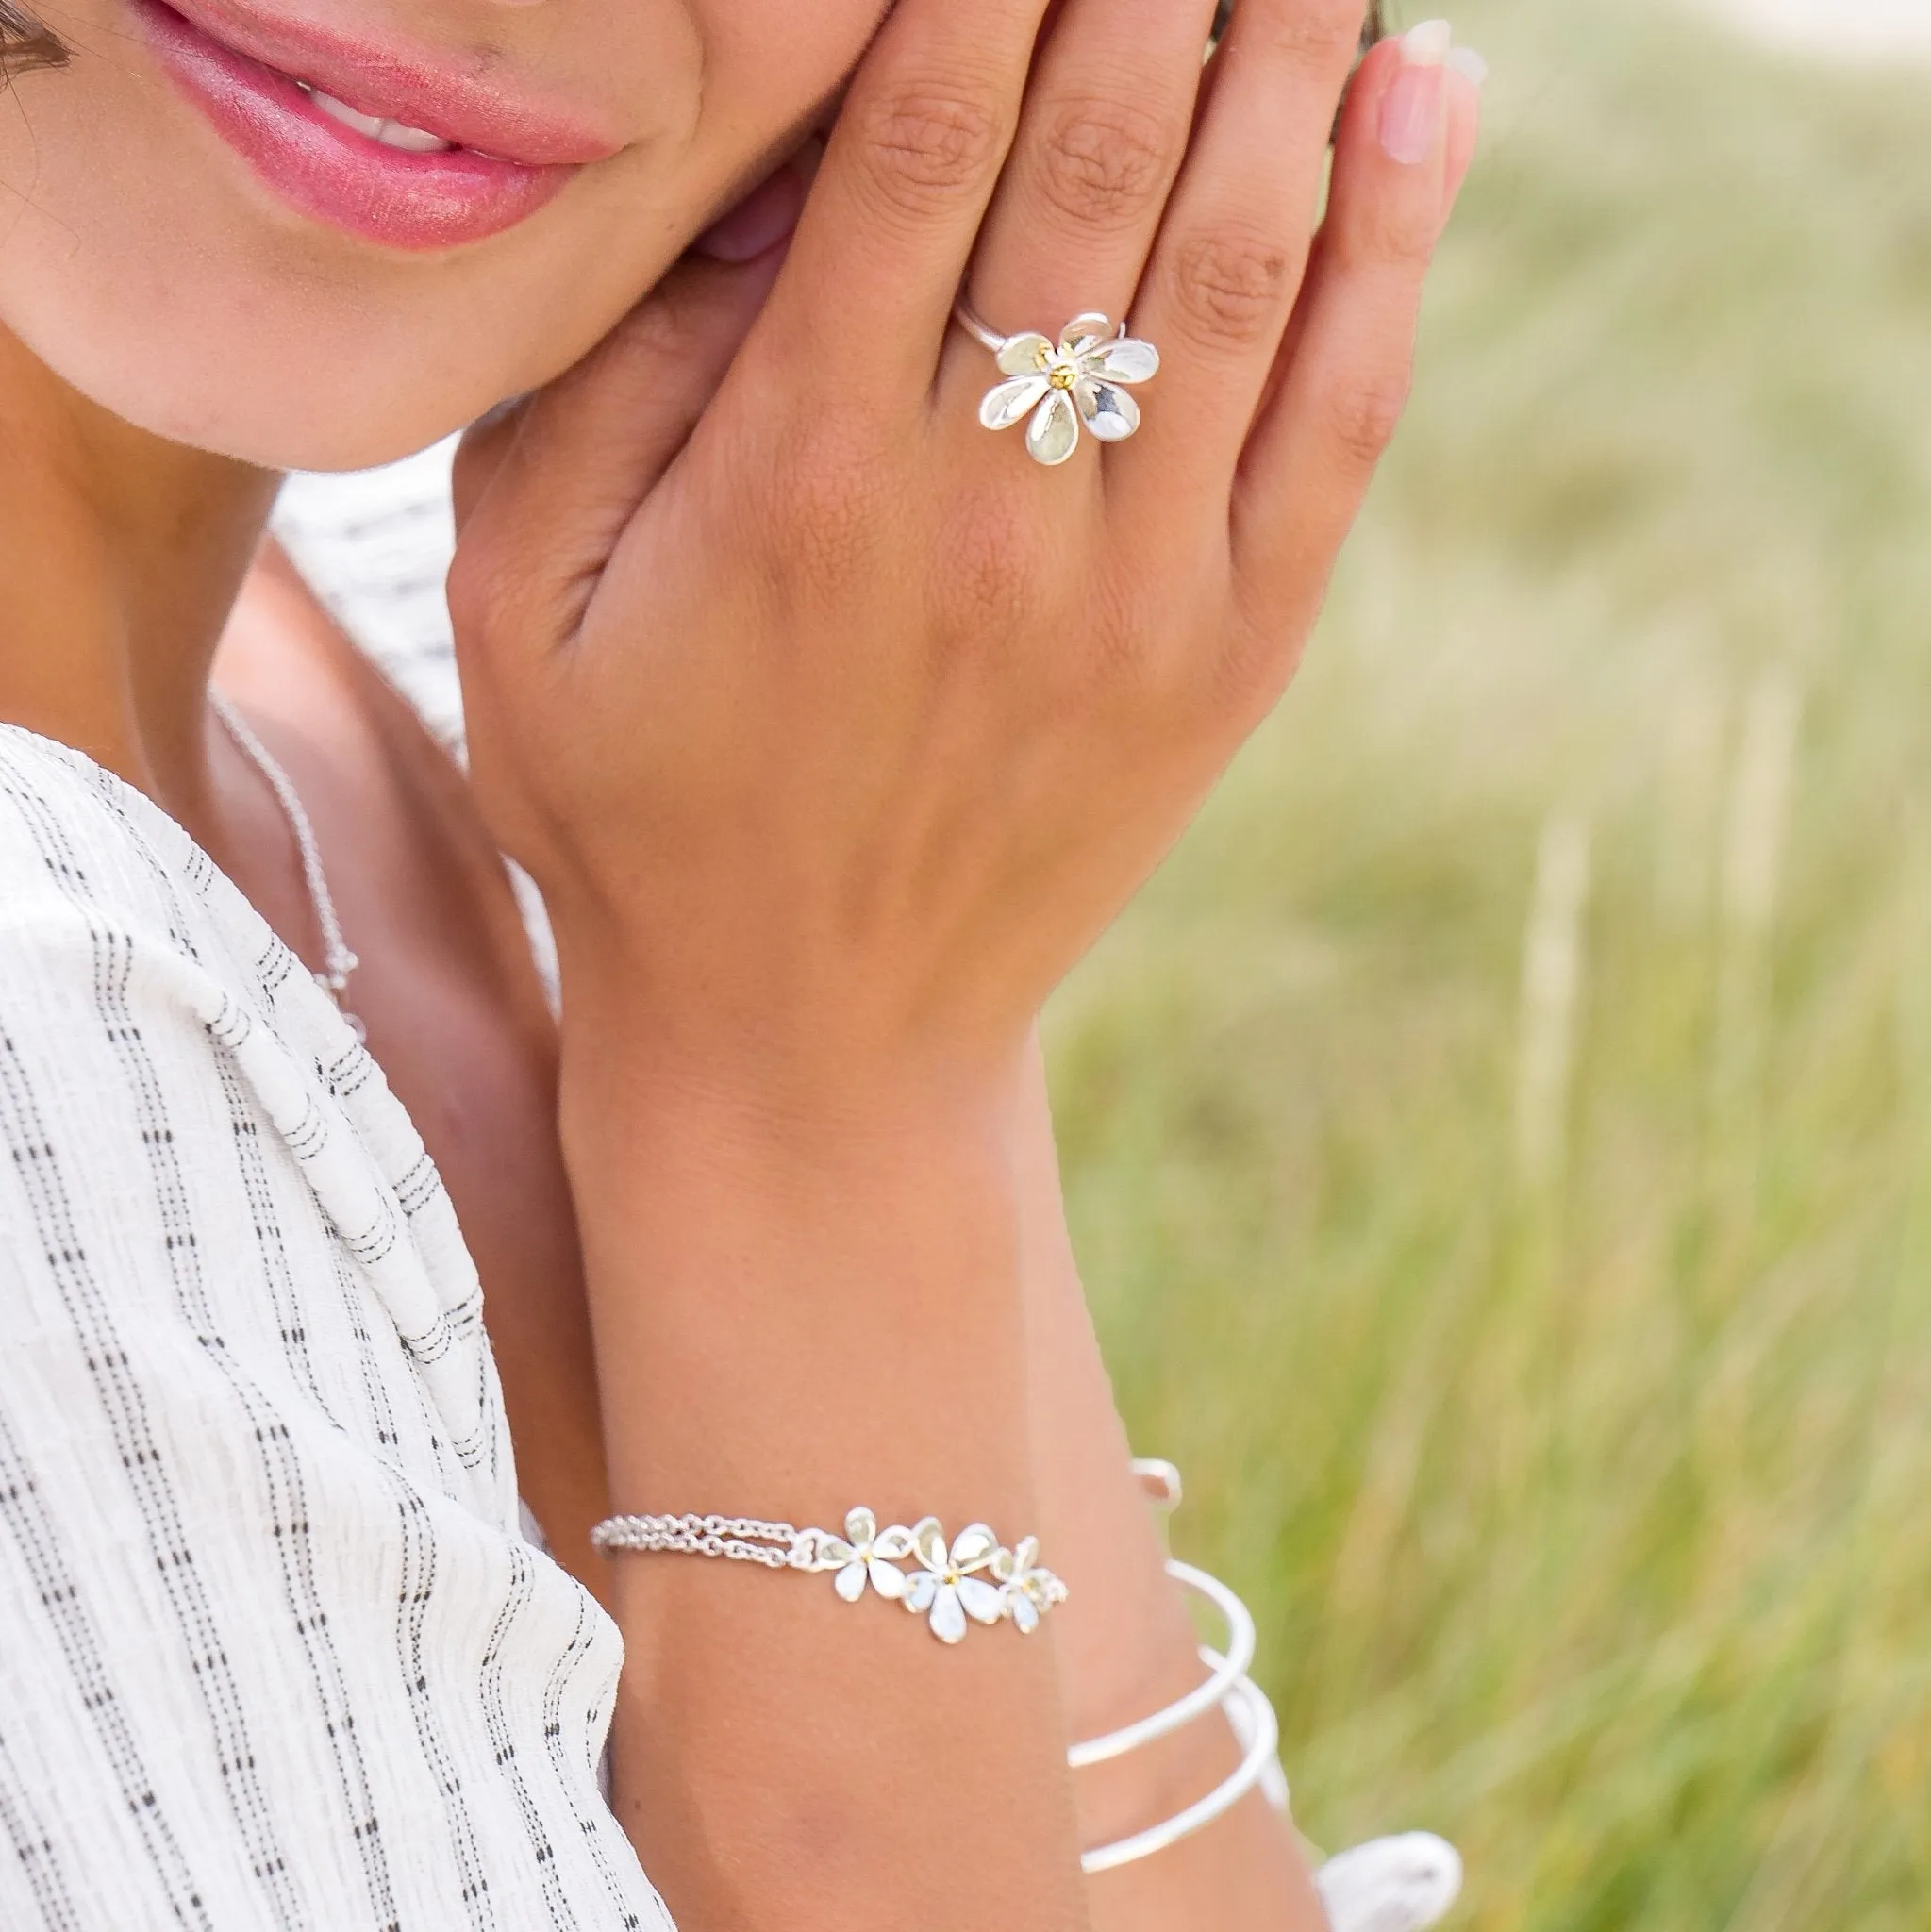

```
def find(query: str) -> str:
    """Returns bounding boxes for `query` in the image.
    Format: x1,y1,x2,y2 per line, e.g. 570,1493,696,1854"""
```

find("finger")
759,0,1051,404
1112,0,1370,496
1258,32,1481,421
959,0,1216,352
449,245,787,651
1228,29,1477,623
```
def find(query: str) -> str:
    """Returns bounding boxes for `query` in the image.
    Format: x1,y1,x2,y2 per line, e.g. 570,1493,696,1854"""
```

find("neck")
0,321,282,818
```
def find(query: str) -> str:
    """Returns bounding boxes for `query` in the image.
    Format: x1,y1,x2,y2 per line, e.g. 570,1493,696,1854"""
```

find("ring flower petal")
1090,337,1160,385
1027,390,1082,467
982,375,1051,432
1078,381,1141,443
996,331,1056,377
1060,313,1115,358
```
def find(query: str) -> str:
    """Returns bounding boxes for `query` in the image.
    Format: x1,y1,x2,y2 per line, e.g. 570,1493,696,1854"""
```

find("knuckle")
1167,227,1298,348
1348,194,1443,270
1252,0,1368,71
851,80,1007,215
1032,96,1176,231
1324,362,1413,468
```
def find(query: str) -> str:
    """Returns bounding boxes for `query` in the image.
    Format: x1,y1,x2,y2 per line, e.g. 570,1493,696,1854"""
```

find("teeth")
307,86,383,139
375,120,454,154
302,84,456,154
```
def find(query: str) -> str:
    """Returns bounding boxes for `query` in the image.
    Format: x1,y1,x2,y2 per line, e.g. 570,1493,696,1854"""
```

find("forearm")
559,1011,1088,1932
1017,1041,1328,1932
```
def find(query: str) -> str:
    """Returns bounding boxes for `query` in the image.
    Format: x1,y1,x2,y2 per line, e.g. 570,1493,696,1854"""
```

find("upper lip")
154,0,627,165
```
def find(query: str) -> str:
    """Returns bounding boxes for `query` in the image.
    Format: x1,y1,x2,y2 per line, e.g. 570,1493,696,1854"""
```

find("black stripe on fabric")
542,1593,642,1932
478,1546,575,1930
383,1472,500,1926
0,755,312,1927
74,757,205,965
0,1720,86,1932
0,1244,211,1929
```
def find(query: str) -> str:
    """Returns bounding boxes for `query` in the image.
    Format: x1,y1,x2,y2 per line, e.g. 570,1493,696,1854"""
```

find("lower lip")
134,0,577,251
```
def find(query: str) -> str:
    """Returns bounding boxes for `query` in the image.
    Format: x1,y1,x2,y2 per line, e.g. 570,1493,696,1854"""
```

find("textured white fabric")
274,441,465,758
0,722,669,1927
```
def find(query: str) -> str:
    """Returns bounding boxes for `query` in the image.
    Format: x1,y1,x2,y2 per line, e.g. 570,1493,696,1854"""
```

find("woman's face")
0,0,886,468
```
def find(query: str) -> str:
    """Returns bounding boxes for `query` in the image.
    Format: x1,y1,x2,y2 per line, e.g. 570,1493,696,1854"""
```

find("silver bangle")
1066,1559,1257,1769
1068,1457,1290,1874
590,1507,1067,1645
1080,1657,1283,1874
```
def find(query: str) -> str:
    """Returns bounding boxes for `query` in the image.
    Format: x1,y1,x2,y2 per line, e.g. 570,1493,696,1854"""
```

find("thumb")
451,210,792,642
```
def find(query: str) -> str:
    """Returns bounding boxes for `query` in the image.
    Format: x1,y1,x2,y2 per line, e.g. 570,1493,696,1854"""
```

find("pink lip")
133,0,623,251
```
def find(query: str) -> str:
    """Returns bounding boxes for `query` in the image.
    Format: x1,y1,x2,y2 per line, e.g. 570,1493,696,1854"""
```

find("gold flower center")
1048,362,1078,391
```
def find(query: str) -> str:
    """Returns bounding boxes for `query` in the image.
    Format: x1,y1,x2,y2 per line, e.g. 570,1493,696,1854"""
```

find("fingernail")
1380,21,1452,165
1403,19,1454,66
695,163,807,264
1447,45,1489,87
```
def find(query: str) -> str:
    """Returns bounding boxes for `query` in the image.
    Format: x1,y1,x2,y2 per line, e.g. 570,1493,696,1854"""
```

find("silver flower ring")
955,302,1161,468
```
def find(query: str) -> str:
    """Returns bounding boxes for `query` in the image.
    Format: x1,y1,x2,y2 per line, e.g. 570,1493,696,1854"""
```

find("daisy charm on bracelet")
590,1505,1068,1645
957,304,1161,467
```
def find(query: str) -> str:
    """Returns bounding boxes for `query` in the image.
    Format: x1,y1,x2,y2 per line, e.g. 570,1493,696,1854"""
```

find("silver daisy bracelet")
589,1507,1068,1644
592,1465,1285,1876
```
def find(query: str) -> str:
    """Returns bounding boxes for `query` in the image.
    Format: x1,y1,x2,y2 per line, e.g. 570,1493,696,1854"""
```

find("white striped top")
0,458,671,1928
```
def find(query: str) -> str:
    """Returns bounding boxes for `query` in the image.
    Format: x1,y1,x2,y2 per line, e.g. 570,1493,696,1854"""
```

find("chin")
0,188,681,473
12,299,495,473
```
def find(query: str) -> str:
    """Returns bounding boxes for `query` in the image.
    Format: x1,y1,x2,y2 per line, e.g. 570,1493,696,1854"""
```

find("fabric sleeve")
0,893,661,1932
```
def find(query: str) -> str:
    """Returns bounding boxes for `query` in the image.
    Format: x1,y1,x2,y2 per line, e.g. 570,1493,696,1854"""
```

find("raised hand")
451,0,1479,1102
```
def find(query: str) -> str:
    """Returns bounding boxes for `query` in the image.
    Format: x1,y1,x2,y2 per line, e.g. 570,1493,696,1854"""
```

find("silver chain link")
591,1512,833,1572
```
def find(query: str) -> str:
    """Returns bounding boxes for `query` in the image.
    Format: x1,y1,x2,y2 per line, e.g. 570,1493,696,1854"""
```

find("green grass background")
1045,4,1931,1924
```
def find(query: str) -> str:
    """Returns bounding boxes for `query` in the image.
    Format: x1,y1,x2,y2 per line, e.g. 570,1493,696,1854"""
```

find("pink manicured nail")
695,164,807,263
1380,20,1452,166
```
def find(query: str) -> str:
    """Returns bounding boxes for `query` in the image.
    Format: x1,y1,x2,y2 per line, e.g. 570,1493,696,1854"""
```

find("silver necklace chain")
208,690,365,1040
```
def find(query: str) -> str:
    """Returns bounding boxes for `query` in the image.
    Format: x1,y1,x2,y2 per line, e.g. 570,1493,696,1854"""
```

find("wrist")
548,900,1041,1134
556,1000,1042,1515
557,990,1033,1172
